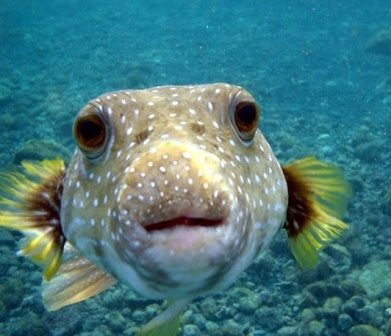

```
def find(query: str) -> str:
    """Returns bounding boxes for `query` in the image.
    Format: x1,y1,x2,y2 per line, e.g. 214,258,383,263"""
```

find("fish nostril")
134,129,150,144
190,122,205,135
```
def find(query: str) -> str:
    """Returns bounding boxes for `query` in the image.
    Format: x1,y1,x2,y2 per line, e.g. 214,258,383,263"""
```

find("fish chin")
108,198,248,298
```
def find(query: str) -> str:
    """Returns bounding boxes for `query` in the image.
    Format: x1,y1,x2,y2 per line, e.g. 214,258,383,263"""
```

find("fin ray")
43,243,117,311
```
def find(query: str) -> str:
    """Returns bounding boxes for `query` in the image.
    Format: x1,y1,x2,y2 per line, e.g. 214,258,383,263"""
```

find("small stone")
304,281,344,301
277,326,298,336
355,302,384,328
366,29,391,56
183,324,202,336
13,139,71,165
325,244,352,272
300,308,315,322
238,293,260,314
353,142,382,163
254,306,281,331
307,320,326,336
200,297,219,320
342,296,366,315
105,311,126,333
321,296,343,318
358,260,391,298
349,324,385,336
298,291,319,308
338,313,353,331
205,321,219,333
132,310,145,323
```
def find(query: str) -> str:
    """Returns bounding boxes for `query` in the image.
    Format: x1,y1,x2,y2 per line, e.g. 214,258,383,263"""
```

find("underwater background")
0,0,390,335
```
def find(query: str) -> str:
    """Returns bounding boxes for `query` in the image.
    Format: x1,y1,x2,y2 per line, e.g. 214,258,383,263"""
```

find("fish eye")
233,101,259,144
73,113,107,159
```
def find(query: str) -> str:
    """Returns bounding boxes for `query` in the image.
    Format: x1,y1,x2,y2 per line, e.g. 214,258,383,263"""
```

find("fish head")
61,84,287,299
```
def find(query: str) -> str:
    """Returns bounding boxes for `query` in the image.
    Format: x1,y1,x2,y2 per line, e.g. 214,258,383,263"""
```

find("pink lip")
144,216,224,232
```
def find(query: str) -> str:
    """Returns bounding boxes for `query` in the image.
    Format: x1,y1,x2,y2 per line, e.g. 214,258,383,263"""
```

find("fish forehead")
83,83,258,186
90,83,252,135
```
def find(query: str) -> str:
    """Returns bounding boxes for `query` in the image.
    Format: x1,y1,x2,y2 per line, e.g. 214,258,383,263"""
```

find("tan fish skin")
62,83,288,300
0,82,350,335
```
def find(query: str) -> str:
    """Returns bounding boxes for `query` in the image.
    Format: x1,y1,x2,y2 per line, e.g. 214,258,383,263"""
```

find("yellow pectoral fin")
0,158,67,280
282,156,351,269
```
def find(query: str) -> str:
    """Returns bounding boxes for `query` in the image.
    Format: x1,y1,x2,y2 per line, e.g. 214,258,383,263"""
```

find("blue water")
1,1,390,335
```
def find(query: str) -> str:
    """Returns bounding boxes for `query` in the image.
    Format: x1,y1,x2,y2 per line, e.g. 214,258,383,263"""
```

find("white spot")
93,198,99,207
126,127,133,135
189,108,196,115
172,101,178,106
159,166,166,173
147,101,154,106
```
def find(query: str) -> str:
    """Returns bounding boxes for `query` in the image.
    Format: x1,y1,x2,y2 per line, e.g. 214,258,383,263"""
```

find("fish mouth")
144,216,224,232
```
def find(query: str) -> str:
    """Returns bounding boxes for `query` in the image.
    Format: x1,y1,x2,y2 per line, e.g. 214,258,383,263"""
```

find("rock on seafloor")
366,29,391,56
356,260,391,299
349,324,385,336
12,139,71,165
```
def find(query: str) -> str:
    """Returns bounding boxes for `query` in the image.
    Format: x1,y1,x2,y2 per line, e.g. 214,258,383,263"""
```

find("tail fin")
0,159,66,280
282,156,351,269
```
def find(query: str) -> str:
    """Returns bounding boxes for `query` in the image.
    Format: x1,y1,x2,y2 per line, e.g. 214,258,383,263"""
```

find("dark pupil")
79,120,102,142
236,102,256,125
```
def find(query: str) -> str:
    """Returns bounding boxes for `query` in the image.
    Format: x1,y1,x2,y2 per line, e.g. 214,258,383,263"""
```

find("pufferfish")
0,83,350,335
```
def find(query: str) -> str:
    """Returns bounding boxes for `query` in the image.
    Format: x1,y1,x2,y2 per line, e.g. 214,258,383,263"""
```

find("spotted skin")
61,83,288,300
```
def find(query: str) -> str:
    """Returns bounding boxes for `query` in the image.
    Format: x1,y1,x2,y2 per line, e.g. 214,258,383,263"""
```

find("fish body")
0,83,350,335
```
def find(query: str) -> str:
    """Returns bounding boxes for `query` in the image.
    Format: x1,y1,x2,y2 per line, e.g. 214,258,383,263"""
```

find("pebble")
183,324,202,336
